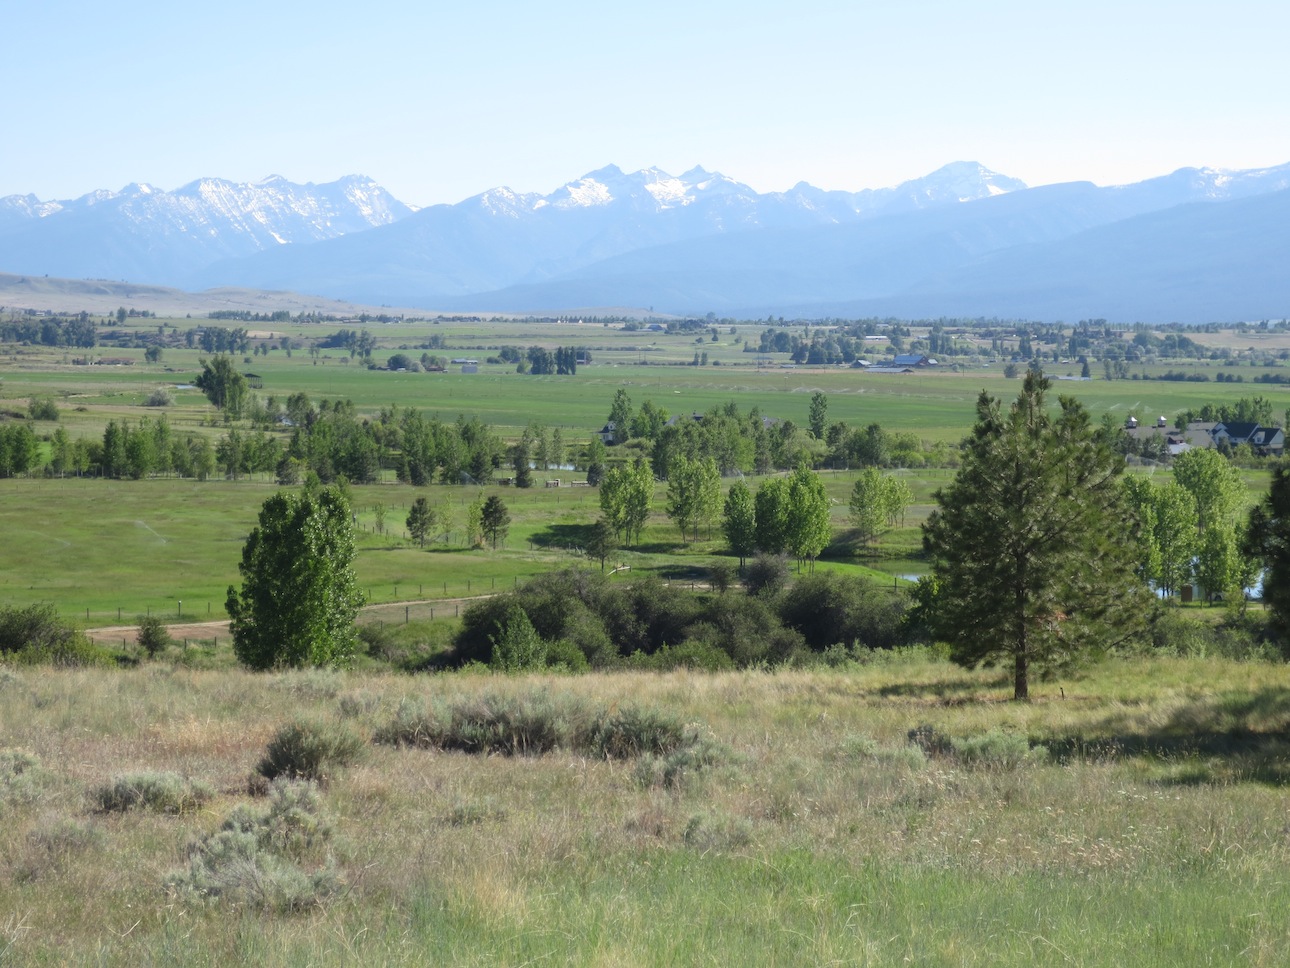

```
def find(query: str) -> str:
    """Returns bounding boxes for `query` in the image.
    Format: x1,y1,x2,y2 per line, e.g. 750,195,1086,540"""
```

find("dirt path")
85,596,495,645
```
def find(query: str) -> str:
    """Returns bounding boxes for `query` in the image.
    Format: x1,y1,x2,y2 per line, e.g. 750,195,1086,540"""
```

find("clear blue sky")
10,0,1289,206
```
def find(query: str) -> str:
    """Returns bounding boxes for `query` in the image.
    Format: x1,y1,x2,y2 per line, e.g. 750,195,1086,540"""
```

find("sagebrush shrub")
257,719,364,784
167,781,339,911
950,730,1047,768
633,736,729,791
0,749,50,809
588,706,691,759
93,771,213,814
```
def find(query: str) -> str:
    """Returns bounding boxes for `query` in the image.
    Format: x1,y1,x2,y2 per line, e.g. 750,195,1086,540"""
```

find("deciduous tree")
226,486,364,669
722,478,757,569
1244,467,1290,637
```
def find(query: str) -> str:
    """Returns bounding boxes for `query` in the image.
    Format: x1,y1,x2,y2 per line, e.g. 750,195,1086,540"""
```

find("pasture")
0,314,1283,623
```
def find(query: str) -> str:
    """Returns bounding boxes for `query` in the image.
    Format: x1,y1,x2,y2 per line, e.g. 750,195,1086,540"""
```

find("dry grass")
1,657,1289,964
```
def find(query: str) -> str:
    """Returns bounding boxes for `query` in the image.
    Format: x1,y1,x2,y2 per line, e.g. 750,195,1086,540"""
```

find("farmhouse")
1212,421,1285,456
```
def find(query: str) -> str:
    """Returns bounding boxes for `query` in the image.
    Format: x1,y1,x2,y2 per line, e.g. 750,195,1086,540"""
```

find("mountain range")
2,162,1287,322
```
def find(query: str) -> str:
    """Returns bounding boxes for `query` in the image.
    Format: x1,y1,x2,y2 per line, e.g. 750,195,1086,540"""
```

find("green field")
5,315,1290,442
1,316,1283,622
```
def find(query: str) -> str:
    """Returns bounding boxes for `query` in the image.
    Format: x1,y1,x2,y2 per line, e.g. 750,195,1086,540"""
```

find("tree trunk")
1014,648,1030,702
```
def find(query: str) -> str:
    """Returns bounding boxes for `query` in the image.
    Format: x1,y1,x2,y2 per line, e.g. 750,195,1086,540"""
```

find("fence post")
405,606,409,624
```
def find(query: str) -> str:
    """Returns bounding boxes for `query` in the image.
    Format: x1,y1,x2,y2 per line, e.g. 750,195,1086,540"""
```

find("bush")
626,640,735,672
136,614,173,658
257,719,365,784
1150,610,1281,661
744,554,791,597
0,603,109,667
544,637,590,672
0,749,52,810
93,771,214,814
376,692,706,761
633,736,729,791
375,694,570,755
950,730,1047,768
907,727,1046,770
144,389,174,407
167,780,339,911
777,571,907,651
27,397,59,421
588,706,691,759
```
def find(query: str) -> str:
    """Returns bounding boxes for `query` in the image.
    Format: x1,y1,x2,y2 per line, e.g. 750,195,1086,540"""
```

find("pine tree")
922,372,1153,701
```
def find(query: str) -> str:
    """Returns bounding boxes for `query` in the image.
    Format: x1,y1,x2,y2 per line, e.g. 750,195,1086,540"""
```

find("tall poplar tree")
226,485,364,669
922,373,1152,701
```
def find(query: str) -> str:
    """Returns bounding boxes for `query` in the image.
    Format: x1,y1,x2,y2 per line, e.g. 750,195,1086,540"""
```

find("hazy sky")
10,0,1289,206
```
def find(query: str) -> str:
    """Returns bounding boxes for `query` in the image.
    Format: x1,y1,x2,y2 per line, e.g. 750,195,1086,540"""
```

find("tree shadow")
876,673,1012,701
1044,685,1290,786
531,522,594,550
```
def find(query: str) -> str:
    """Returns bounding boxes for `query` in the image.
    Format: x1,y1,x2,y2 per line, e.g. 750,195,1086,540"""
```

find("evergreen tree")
1244,467,1290,637
406,497,435,547
922,373,1152,701
481,495,510,549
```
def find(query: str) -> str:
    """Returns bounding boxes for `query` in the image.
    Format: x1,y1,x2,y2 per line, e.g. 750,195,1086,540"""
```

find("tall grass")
0,659,1288,964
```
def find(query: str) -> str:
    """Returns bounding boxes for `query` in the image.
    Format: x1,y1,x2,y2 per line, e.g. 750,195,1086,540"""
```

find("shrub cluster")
451,567,909,671
375,691,713,764
0,604,110,667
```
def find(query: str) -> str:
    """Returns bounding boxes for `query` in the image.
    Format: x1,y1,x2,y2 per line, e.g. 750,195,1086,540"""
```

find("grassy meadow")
1,657,1289,965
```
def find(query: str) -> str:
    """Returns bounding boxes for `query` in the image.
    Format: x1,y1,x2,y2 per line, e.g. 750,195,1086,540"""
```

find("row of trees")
0,314,97,348
721,466,832,571
1122,448,1255,602
522,345,580,375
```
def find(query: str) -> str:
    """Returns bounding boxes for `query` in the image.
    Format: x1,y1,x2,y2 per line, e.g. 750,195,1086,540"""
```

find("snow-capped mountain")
3,160,1289,322
0,174,414,283
187,161,1033,298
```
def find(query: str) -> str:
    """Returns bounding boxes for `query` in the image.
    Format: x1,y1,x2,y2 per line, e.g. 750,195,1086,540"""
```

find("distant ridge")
3,161,1289,322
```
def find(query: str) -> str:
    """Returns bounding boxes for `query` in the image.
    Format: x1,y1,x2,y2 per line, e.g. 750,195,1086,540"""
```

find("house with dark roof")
1213,421,1285,456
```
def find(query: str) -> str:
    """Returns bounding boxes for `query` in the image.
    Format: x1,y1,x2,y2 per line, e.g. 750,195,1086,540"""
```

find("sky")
9,0,1290,207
